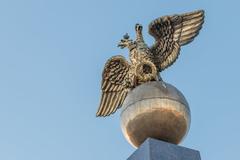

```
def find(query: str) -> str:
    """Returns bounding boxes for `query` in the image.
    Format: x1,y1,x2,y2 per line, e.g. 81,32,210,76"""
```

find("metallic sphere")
120,81,190,148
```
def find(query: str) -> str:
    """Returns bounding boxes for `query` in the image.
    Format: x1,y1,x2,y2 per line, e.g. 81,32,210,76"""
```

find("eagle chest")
130,48,150,65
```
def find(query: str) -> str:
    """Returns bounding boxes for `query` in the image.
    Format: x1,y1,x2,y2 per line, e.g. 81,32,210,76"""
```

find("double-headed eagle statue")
96,10,204,117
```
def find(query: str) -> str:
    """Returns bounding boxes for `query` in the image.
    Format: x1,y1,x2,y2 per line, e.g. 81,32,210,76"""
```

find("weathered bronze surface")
96,10,204,117
120,81,190,148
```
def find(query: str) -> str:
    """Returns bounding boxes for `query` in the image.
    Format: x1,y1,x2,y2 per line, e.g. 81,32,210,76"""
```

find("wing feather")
105,92,116,115
149,10,204,71
177,10,204,45
108,91,123,115
96,55,130,117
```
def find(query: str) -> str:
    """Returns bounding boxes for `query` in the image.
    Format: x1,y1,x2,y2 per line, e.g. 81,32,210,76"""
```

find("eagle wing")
96,55,130,117
148,10,204,71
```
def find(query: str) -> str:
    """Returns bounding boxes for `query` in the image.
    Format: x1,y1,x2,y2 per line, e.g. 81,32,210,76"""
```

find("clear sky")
0,0,239,160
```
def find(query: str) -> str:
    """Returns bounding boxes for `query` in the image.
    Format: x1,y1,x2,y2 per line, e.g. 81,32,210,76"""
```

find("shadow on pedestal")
127,138,201,160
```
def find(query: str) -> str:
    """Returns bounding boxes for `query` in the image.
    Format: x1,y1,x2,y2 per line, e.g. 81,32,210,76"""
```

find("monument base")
127,138,201,160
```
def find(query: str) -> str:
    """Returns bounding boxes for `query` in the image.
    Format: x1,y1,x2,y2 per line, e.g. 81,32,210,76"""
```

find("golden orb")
120,81,190,148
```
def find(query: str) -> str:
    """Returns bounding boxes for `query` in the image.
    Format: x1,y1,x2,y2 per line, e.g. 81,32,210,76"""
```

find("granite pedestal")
127,138,201,160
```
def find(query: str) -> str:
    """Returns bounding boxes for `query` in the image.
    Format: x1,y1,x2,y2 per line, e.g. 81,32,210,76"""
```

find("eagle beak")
117,41,125,49
118,33,133,49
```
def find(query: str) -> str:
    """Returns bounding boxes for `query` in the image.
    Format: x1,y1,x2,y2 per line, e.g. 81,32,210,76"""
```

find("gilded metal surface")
96,10,204,117
120,81,190,148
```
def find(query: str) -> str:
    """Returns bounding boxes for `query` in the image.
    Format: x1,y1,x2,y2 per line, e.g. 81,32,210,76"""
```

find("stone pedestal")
127,138,201,160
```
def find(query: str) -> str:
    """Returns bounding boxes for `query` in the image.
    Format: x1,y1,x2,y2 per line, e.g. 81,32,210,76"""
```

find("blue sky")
0,0,239,160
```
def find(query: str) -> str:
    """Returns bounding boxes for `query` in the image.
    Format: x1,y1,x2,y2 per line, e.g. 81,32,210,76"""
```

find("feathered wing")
96,55,130,117
148,10,204,71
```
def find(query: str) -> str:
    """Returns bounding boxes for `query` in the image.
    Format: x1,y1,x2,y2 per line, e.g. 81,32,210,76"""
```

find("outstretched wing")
148,10,204,71
96,55,130,117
